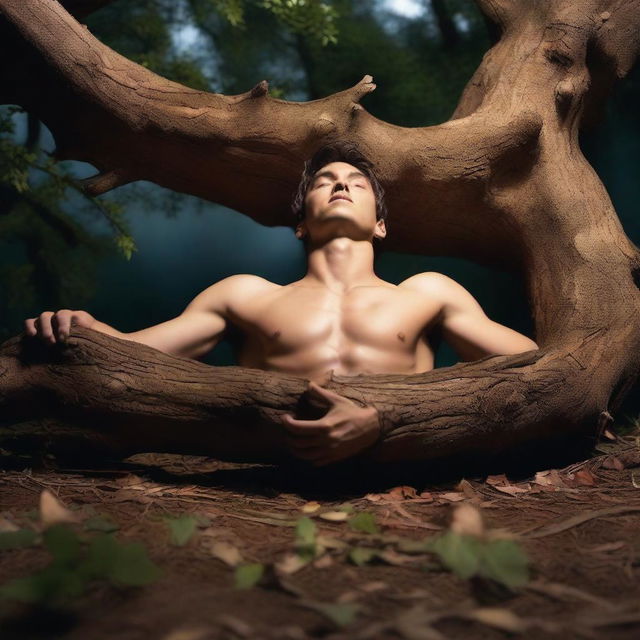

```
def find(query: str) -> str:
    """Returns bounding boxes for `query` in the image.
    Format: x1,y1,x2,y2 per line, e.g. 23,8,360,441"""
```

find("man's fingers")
281,414,334,436
51,310,72,341
306,381,352,405
24,318,37,337
37,311,55,342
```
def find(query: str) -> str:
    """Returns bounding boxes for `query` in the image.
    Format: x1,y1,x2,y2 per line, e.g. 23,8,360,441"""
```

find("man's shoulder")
398,271,456,295
187,274,279,313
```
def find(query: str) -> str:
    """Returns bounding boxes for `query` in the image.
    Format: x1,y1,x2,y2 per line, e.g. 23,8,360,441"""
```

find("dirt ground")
1,420,639,640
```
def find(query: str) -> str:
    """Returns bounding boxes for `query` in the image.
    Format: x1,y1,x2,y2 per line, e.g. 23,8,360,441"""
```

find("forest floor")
1,420,639,640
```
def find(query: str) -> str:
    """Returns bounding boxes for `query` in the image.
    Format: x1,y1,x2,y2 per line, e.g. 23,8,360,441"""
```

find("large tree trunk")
1,0,640,466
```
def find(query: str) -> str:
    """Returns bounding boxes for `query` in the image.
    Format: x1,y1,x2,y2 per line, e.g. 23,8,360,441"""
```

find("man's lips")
329,194,352,203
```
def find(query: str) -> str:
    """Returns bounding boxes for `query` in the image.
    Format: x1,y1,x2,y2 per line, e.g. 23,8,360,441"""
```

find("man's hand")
24,310,96,344
281,381,381,467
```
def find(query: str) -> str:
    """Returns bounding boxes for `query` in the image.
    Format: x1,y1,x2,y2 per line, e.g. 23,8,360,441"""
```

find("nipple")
397,332,406,342
271,330,281,340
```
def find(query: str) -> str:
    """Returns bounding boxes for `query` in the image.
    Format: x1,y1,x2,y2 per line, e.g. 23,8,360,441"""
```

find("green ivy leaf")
234,563,264,589
480,539,529,588
295,516,317,560
0,529,39,550
44,525,81,567
348,547,379,566
307,602,359,627
84,515,119,533
430,532,482,579
348,512,379,535
165,515,198,547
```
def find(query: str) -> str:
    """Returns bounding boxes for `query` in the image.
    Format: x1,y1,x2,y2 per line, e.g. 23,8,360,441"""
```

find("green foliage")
234,562,264,588
305,601,359,627
164,515,199,546
428,532,529,589
0,524,161,606
259,0,338,45
0,529,39,550
348,512,379,534
294,516,317,561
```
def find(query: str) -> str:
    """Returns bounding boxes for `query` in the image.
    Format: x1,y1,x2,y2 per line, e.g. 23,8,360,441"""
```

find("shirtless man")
24,142,538,466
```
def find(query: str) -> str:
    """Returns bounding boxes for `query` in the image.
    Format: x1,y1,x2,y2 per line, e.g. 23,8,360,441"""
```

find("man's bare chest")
227,286,440,355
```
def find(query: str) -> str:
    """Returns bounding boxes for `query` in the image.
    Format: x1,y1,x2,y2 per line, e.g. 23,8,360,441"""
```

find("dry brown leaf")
313,555,334,569
493,483,531,496
455,479,479,499
418,491,434,501
389,485,418,500
439,492,465,502
39,489,77,527
573,469,597,486
602,456,625,470
0,516,19,533
209,541,242,567
485,473,509,486
359,581,388,593
337,590,360,603
301,501,321,513
319,511,349,522
450,503,484,537
463,607,527,633
276,553,309,575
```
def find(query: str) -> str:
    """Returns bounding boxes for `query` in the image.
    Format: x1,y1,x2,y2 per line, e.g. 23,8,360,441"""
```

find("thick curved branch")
474,0,516,30
0,0,541,266
0,326,633,465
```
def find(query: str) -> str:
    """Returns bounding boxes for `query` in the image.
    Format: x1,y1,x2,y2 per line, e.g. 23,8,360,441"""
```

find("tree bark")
1,0,640,466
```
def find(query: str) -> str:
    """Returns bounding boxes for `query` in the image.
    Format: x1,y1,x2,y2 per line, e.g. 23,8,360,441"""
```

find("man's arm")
24,274,265,360
401,272,539,361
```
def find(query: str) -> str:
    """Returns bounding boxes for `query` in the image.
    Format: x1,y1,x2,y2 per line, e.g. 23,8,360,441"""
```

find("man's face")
296,161,386,245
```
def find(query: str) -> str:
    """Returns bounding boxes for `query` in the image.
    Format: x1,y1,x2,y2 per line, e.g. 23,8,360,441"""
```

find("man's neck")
302,237,380,292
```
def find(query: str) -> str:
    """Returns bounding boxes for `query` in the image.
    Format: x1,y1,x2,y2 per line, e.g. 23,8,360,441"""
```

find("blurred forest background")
1,0,639,413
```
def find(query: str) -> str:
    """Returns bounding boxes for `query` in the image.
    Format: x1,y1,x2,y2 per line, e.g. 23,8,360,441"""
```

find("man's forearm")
90,319,128,340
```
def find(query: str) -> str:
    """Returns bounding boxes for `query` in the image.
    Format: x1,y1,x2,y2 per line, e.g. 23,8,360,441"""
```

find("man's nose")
333,181,349,192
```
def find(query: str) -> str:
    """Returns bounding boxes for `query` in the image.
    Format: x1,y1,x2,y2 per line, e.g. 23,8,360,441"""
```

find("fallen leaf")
485,474,509,486
165,515,198,547
276,553,309,575
359,581,388,593
493,483,530,496
439,492,465,502
450,503,484,537
573,469,597,486
348,512,379,534
455,479,480,499
602,456,624,470
39,490,76,528
84,515,119,533
313,555,333,569
463,607,527,633
234,563,264,589
0,529,39,550
301,601,360,627
389,486,418,500
0,516,19,533
210,541,243,567
301,501,321,514
319,511,349,522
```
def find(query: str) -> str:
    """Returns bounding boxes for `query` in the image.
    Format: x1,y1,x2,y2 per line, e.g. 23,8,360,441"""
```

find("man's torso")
222,276,442,380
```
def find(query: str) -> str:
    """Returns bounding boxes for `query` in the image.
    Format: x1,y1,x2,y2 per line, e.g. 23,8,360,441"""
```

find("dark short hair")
291,141,388,224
